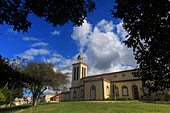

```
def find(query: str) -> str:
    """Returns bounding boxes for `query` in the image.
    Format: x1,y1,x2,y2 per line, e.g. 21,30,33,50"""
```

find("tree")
111,0,170,92
0,55,26,90
0,0,95,33
0,55,25,105
22,61,69,106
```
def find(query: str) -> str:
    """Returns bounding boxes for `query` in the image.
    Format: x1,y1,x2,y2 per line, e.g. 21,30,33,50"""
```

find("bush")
0,92,6,102
0,99,10,105
106,96,129,101
116,97,129,101
153,95,170,101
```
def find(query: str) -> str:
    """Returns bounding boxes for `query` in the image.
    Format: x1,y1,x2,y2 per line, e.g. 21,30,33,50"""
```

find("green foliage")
0,55,25,105
0,83,8,102
153,94,170,101
0,99,10,105
0,92,6,102
0,0,95,33
22,61,69,106
111,0,170,92
0,83,23,105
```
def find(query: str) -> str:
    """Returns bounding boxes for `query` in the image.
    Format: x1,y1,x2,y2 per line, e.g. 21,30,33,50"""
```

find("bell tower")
71,54,87,87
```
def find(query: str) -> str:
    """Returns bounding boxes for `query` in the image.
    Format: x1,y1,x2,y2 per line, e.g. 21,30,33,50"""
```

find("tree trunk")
33,98,38,106
32,93,38,106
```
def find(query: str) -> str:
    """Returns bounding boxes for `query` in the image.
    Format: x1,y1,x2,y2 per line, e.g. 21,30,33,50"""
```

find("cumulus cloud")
22,36,40,41
53,52,62,57
71,19,136,75
116,22,128,40
31,42,49,47
7,28,18,35
96,19,115,32
17,48,50,60
41,56,61,64
43,89,56,95
71,20,92,51
50,30,60,36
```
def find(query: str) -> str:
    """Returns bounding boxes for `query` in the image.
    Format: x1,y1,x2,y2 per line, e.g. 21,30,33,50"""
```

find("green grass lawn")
0,101,170,113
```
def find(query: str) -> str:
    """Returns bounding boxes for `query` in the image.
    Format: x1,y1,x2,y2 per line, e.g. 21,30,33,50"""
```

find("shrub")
106,96,129,101
0,99,10,105
0,92,6,102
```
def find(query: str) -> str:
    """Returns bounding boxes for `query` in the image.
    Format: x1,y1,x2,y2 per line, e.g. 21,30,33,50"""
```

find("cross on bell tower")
77,53,84,63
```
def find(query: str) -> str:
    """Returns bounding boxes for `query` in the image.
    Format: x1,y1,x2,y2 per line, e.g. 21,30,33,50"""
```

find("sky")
0,0,136,95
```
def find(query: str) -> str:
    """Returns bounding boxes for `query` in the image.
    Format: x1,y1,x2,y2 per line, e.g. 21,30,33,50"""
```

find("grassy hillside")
0,101,170,113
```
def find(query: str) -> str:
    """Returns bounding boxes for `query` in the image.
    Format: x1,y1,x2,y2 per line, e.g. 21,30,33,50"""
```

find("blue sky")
0,0,136,95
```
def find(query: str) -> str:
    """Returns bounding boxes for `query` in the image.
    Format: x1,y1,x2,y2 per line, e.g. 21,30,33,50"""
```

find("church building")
61,54,169,101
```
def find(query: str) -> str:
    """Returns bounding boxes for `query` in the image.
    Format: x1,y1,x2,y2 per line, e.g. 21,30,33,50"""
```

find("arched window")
113,86,119,96
122,86,128,96
91,85,96,100
73,91,76,98
106,86,109,96
81,89,84,97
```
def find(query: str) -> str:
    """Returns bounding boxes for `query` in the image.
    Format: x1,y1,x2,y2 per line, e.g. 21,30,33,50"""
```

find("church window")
74,67,76,81
113,86,119,96
122,86,128,96
82,67,84,78
73,91,76,98
77,66,79,80
81,89,84,97
106,86,109,96
84,68,86,76
122,74,125,77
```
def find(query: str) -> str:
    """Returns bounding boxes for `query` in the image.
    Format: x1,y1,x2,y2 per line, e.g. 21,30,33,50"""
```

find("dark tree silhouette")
0,55,25,104
111,0,170,92
0,0,95,32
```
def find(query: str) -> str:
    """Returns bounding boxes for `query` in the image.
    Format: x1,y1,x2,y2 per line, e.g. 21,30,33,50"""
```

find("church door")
91,86,96,100
132,85,139,100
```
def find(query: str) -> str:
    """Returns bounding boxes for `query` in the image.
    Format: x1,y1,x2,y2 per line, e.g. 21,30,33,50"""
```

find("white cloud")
97,19,115,32
42,57,61,64
50,30,60,36
71,19,136,75
31,42,49,47
116,22,128,40
53,52,62,57
43,89,56,95
22,36,40,41
17,48,50,60
71,20,92,50
7,28,18,35
40,52,63,64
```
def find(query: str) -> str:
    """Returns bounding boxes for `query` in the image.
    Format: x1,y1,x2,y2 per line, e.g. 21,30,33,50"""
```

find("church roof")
72,62,88,66
84,69,138,79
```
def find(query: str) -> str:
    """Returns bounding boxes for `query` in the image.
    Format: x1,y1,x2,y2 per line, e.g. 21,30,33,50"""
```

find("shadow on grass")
0,104,32,113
